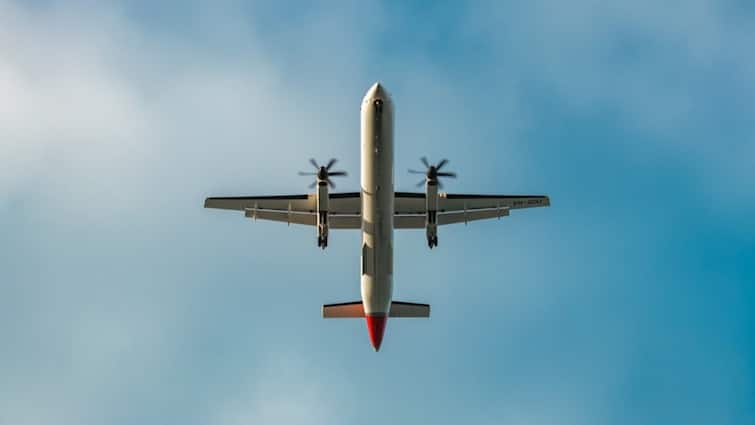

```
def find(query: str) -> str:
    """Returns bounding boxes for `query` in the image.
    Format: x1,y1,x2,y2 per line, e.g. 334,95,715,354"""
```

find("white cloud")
0,2,369,424
0,4,147,198
1,2,751,425
464,0,755,208
0,1,377,220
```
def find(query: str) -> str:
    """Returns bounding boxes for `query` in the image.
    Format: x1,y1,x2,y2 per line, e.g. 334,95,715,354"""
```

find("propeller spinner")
298,158,348,189
409,157,457,189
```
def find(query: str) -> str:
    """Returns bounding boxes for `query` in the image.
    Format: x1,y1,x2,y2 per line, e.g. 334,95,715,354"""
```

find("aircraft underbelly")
360,93,394,316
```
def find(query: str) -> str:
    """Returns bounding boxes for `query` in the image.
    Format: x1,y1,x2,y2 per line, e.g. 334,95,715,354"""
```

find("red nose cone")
365,315,387,351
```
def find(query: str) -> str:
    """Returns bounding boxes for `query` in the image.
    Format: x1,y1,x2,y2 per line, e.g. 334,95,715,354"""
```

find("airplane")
204,83,550,351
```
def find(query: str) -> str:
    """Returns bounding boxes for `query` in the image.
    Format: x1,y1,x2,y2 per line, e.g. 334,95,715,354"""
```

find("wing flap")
438,207,509,225
244,208,316,226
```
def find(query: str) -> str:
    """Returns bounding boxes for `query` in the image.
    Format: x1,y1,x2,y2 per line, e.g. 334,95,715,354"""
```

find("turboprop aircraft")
204,83,550,351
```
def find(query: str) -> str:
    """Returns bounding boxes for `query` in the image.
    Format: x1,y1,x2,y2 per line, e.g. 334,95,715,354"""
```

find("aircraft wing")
392,192,427,214
204,193,362,227
204,194,315,212
328,193,362,215
394,192,549,228
439,193,550,211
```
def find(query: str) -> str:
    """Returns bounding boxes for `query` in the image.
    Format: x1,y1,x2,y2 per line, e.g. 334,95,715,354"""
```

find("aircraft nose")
365,315,387,351
365,82,388,101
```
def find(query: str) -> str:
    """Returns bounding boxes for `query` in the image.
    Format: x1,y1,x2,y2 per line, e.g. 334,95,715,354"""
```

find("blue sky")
1,1,753,424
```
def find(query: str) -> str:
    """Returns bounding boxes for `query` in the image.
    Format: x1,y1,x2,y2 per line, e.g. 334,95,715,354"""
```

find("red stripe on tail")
365,315,387,351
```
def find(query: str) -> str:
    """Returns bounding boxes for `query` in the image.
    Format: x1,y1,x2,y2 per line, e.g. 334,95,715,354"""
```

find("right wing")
394,208,511,228
205,194,317,226
204,192,362,227
204,194,315,212
394,192,548,228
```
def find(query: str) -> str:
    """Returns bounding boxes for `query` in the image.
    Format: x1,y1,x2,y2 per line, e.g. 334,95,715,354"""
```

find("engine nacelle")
299,158,348,249
409,156,455,249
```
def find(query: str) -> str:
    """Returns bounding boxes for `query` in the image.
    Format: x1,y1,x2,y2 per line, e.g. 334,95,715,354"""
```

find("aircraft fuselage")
360,83,393,349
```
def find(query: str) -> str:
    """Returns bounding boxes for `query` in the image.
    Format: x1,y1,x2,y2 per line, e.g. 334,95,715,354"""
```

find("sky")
1,1,754,424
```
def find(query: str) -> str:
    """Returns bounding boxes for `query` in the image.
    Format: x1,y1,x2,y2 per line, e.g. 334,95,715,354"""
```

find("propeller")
298,158,348,189
408,157,457,189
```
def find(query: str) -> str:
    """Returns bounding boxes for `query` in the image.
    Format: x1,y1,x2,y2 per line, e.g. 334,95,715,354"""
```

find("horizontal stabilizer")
322,301,364,318
322,301,430,318
389,301,431,317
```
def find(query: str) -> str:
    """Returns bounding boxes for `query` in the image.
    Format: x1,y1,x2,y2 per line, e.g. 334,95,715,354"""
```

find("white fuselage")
360,84,394,317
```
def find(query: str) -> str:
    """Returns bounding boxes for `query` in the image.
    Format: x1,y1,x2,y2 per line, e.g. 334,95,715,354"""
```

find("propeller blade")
436,159,448,170
327,178,335,189
309,181,317,189
437,172,456,178
421,156,430,168
416,179,425,187
325,158,337,170
328,171,347,177
408,169,426,174
298,171,317,176
309,158,319,169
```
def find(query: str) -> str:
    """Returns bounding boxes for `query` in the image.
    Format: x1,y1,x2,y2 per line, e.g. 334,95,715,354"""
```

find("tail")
322,301,430,318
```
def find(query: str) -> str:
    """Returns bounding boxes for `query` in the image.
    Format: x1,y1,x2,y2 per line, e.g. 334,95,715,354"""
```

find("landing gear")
426,213,438,249
317,215,329,249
